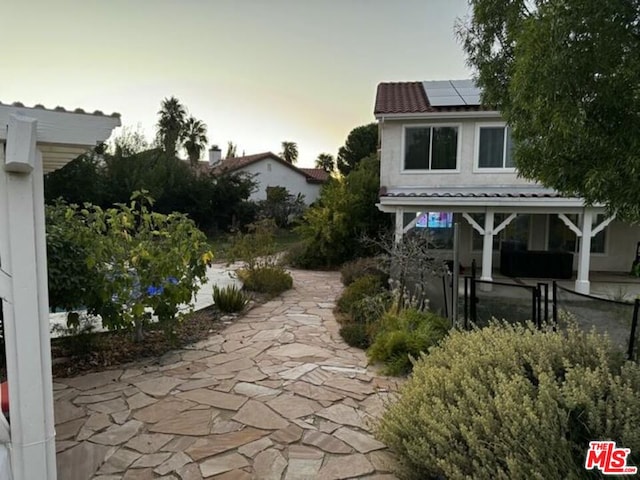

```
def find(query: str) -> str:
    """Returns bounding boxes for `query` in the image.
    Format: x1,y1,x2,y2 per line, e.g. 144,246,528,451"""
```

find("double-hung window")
404,126,458,170
477,125,514,169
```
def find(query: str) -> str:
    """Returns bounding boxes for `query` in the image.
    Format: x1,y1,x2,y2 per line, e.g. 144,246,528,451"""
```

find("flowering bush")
47,191,213,340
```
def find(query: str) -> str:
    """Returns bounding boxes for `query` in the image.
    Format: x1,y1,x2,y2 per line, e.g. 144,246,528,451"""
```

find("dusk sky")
3,0,472,167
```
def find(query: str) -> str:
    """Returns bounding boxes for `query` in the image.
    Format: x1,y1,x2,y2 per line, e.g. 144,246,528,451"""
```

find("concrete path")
54,269,401,479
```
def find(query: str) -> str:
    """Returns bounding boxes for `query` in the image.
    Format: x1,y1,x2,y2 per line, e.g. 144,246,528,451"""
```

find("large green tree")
156,96,187,156
337,123,378,175
183,116,208,166
280,141,299,164
459,0,640,219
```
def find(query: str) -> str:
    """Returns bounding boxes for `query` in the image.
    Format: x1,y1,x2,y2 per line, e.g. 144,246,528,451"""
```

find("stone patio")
54,269,401,479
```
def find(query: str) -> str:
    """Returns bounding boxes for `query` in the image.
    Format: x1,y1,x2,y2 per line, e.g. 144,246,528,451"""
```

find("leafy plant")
336,275,384,314
228,219,293,297
376,321,640,480
294,154,390,268
340,257,388,287
213,284,248,313
46,192,213,341
238,267,292,296
339,323,371,349
367,308,450,375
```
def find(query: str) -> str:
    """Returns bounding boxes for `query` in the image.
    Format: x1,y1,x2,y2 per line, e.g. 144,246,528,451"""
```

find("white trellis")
0,105,119,480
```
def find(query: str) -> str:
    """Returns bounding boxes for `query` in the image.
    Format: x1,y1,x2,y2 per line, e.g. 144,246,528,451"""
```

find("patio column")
0,114,57,480
481,211,495,282
575,209,593,294
394,208,404,244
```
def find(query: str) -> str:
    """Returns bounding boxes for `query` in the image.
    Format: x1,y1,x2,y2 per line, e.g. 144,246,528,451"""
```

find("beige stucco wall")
240,160,322,204
380,117,535,189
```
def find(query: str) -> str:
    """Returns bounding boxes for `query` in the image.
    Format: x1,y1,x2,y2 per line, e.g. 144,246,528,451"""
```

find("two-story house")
374,80,640,294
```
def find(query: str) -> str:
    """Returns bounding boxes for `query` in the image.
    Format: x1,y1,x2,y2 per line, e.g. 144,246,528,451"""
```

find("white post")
481,210,495,282
575,209,593,294
1,114,57,480
394,208,404,244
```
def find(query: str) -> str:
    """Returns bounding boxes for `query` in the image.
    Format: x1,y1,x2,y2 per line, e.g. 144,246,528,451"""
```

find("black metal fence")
463,277,548,329
553,282,638,362
461,274,639,361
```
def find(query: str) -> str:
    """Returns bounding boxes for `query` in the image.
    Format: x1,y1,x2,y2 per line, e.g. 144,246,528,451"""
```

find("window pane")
431,127,458,170
591,214,606,253
478,127,505,168
548,214,605,253
405,128,430,169
548,215,577,252
505,128,515,168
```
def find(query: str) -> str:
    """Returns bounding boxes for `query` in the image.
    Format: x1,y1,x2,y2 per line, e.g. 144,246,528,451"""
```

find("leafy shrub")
239,267,293,296
294,154,390,268
340,257,388,287
376,322,640,480
339,323,371,349
213,284,248,313
367,308,450,375
350,291,393,325
46,192,213,341
336,275,384,314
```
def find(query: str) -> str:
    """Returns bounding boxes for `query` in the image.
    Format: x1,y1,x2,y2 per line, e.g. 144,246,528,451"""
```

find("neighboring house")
374,80,640,294
208,149,329,204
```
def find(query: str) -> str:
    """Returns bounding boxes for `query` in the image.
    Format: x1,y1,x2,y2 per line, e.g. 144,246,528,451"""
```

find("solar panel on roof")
423,80,482,107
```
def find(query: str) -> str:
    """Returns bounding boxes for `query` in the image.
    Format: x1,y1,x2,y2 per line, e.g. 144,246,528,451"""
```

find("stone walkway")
54,269,401,479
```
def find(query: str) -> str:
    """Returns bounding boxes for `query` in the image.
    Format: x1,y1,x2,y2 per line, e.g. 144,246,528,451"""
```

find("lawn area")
208,228,301,261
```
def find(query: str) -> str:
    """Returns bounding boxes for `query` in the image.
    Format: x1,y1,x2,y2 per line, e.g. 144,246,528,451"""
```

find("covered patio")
378,186,615,295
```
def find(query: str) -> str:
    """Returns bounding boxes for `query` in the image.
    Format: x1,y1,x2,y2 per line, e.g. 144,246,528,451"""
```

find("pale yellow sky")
2,0,472,167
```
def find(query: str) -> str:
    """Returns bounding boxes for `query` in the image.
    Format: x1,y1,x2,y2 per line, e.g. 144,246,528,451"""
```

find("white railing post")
1,114,57,480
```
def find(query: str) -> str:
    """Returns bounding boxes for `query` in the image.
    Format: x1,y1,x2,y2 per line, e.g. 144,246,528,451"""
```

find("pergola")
0,102,120,479
378,185,614,295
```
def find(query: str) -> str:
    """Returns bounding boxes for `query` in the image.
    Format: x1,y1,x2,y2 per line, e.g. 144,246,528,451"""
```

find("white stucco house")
207,149,329,204
374,80,640,294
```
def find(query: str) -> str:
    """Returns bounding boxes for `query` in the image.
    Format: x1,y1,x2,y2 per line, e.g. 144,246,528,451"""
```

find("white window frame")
473,122,516,173
545,214,608,256
401,123,461,174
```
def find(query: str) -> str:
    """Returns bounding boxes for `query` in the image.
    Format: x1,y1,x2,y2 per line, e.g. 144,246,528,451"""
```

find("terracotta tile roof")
374,81,490,115
211,152,329,184
299,168,330,183
211,152,276,174
0,100,121,118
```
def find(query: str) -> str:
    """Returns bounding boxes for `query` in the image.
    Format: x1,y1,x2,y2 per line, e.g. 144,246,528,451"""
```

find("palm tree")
225,141,238,159
315,153,335,172
156,96,186,156
183,117,208,166
280,141,298,164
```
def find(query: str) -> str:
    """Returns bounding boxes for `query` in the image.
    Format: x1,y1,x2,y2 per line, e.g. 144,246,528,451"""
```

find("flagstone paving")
54,269,401,479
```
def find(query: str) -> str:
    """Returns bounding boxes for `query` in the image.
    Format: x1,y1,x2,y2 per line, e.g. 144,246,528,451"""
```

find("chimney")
208,145,222,166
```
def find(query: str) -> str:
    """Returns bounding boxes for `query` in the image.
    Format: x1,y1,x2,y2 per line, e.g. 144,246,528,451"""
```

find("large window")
472,214,530,251
548,214,606,254
477,126,514,169
405,126,458,170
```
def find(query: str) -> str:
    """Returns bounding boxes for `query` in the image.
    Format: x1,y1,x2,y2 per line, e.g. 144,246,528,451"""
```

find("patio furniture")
500,248,573,279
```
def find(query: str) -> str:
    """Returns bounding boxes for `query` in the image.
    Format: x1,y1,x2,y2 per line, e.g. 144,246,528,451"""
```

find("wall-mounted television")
416,212,453,229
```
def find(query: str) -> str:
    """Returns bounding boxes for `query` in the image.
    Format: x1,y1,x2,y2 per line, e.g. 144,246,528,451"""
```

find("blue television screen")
416,212,453,229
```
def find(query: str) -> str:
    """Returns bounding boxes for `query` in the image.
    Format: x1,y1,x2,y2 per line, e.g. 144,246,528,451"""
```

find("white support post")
481,210,495,282
394,208,404,244
1,114,57,480
575,209,594,294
